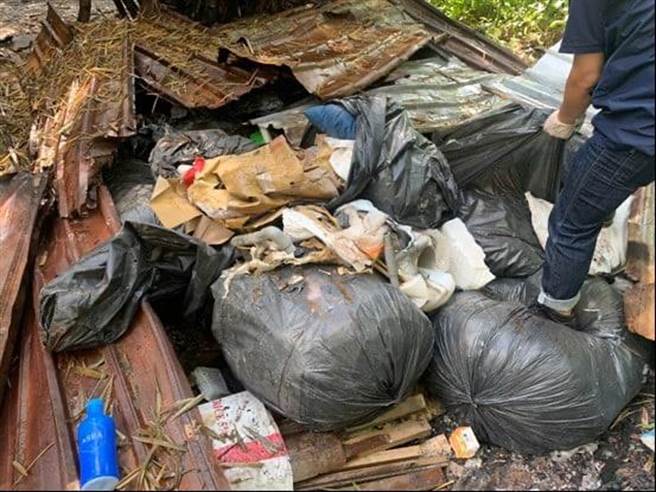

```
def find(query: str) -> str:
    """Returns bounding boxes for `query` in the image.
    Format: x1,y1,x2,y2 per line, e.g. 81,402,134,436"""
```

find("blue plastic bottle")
77,398,120,490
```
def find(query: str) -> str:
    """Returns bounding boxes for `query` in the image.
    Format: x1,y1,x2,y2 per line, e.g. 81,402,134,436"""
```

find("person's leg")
540,133,655,314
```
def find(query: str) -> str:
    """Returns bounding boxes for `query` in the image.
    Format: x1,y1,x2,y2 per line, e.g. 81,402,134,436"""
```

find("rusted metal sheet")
130,10,274,109
26,5,136,218
25,3,74,74
37,76,130,218
0,187,230,490
0,173,47,405
33,53,135,218
396,0,527,75
624,183,655,341
217,0,431,99
0,281,79,491
134,44,271,109
250,56,509,142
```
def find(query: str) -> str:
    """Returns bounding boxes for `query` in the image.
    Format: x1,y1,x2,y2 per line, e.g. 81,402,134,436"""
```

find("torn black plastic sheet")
458,189,544,278
434,102,566,202
328,96,460,230
40,222,235,352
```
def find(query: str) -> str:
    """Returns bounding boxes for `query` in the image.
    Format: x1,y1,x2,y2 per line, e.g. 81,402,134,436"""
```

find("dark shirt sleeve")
560,0,606,53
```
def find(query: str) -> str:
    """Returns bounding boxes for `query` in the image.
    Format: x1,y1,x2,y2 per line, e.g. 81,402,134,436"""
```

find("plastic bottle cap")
86,398,104,415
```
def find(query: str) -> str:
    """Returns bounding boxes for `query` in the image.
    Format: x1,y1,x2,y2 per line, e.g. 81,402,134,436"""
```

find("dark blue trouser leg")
540,133,655,310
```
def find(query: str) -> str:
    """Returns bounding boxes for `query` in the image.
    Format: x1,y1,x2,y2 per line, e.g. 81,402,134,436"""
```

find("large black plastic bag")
424,276,649,454
149,128,257,179
328,96,460,229
104,159,158,224
211,265,434,430
435,103,565,201
40,222,235,352
459,189,544,277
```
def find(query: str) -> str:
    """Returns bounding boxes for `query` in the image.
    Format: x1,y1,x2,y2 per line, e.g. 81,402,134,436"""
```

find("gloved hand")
543,110,577,139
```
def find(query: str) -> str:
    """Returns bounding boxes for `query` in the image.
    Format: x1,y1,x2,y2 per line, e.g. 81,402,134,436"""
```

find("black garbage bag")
211,265,434,430
149,128,256,179
435,103,565,201
424,276,650,454
40,222,235,352
459,189,544,277
104,159,158,224
328,96,460,229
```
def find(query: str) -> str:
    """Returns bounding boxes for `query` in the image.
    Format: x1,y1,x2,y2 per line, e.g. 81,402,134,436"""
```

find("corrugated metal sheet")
216,0,431,99
131,11,275,109
0,187,230,490
0,173,47,405
369,56,507,132
250,56,509,140
134,44,272,109
24,4,74,74
482,41,596,137
395,0,527,75
27,7,137,217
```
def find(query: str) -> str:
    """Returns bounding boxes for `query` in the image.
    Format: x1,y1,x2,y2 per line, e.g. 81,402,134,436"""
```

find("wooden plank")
335,463,446,490
346,394,427,432
625,184,655,340
342,434,390,459
343,435,451,470
287,433,347,482
296,459,447,490
625,283,655,341
342,418,432,455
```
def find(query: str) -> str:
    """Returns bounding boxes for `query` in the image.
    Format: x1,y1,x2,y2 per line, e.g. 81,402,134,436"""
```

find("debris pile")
0,1,653,490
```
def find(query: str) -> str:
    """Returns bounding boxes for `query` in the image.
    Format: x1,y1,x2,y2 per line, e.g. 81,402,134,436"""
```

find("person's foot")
531,302,577,328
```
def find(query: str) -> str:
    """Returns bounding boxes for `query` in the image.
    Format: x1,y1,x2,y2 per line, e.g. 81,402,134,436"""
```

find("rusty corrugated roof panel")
25,3,74,74
250,56,509,141
0,173,47,405
134,44,271,109
38,76,129,218
29,9,136,217
0,187,230,490
0,282,79,491
396,0,527,75
130,11,274,109
217,0,431,99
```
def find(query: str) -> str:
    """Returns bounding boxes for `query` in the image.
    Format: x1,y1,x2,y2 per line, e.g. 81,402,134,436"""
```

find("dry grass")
0,10,224,173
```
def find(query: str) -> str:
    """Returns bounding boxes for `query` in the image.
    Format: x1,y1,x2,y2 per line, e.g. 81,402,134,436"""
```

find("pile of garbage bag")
39,94,649,451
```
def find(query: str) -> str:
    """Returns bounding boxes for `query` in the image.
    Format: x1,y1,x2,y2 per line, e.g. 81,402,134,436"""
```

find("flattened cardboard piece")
193,215,235,245
150,176,201,228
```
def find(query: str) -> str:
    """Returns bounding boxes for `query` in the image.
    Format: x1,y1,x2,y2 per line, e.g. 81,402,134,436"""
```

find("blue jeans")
540,132,655,311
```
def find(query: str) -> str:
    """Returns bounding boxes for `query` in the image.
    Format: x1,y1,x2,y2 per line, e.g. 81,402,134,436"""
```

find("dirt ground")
2,2,655,491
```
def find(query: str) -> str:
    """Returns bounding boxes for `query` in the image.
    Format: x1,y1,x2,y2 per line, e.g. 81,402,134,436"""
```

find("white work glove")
543,110,577,139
